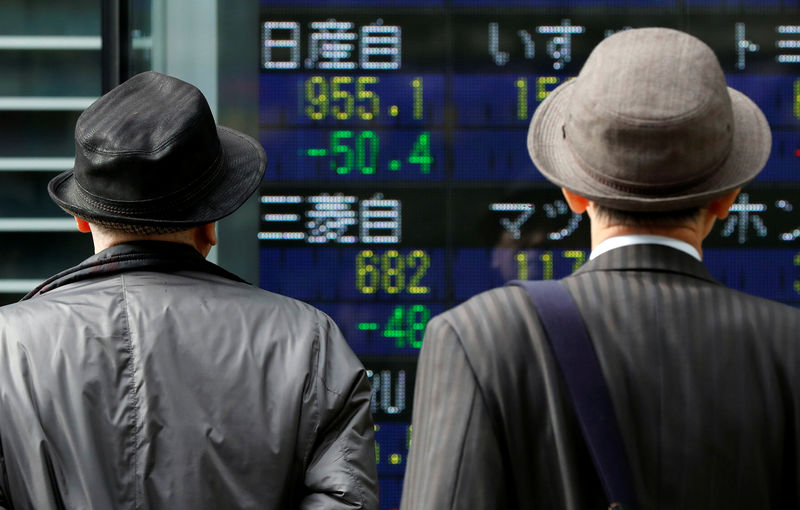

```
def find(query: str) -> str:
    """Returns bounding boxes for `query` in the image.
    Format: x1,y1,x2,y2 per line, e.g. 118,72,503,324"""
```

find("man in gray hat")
401,28,800,508
0,71,378,510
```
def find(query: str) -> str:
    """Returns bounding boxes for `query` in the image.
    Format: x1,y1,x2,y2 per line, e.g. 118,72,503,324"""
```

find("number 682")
356,249,430,295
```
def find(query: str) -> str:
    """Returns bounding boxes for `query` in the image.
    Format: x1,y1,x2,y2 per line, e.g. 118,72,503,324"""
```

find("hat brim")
528,79,772,211
48,126,267,227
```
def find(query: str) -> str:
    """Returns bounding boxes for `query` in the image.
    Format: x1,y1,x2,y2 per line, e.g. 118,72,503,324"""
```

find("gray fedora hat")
528,27,771,211
49,71,266,229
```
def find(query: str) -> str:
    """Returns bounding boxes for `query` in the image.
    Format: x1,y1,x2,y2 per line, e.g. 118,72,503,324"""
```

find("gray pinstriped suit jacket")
401,244,800,509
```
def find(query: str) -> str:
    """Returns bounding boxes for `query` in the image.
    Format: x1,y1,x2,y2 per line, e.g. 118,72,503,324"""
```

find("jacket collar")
572,243,719,285
24,241,247,300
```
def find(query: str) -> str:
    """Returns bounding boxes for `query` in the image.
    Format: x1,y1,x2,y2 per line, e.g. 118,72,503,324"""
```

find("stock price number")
794,252,800,294
373,424,412,467
515,249,586,280
515,76,565,120
359,305,431,349
305,130,433,175
305,75,424,121
356,249,431,294
795,78,800,119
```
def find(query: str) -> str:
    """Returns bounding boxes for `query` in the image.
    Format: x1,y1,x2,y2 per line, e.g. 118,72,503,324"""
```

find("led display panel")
258,1,800,507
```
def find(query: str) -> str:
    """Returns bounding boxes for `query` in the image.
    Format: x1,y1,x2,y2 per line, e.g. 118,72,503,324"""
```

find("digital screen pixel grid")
258,2,800,507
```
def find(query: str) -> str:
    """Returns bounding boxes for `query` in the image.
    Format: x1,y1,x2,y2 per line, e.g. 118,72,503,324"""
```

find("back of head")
527,27,771,213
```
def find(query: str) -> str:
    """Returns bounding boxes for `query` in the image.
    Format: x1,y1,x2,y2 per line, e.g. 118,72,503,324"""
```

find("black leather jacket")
0,242,378,510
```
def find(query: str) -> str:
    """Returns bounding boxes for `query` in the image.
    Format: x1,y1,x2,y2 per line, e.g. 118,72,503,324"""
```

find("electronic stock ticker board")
258,1,800,507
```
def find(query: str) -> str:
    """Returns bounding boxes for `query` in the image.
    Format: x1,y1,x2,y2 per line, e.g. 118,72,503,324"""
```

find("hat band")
74,148,225,217
564,124,733,197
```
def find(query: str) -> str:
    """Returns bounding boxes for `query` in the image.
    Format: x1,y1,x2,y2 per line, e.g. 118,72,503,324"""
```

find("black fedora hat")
48,71,266,229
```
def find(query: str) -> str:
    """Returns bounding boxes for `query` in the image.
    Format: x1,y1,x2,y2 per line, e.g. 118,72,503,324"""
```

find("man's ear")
561,188,589,214
708,188,741,220
75,217,92,233
194,222,217,252
203,222,218,247
192,222,218,257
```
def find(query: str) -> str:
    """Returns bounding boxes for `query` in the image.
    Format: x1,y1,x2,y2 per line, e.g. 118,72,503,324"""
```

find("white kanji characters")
777,25,800,64
367,369,407,416
537,19,585,71
721,193,768,244
490,203,533,240
361,20,402,70
306,20,358,70
488,23,534,67
258,195,306,241
264,19,402,71
542,199,582,241
488,23,509,66
259,193,401,244
306,193,358,243
776,200,800,241
735,22,759,70
262,21,300,69
490,200,582,242
360,193,402,244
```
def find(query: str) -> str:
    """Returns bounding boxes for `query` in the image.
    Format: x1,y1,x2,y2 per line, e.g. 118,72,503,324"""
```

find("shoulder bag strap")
509,279,638,510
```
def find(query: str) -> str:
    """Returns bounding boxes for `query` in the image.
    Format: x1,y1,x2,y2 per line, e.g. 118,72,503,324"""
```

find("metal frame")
0,36,101,50
101,0,130,92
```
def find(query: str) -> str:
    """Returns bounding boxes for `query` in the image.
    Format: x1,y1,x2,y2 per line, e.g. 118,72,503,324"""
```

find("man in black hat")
0,71,379,510
401,28,800,509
